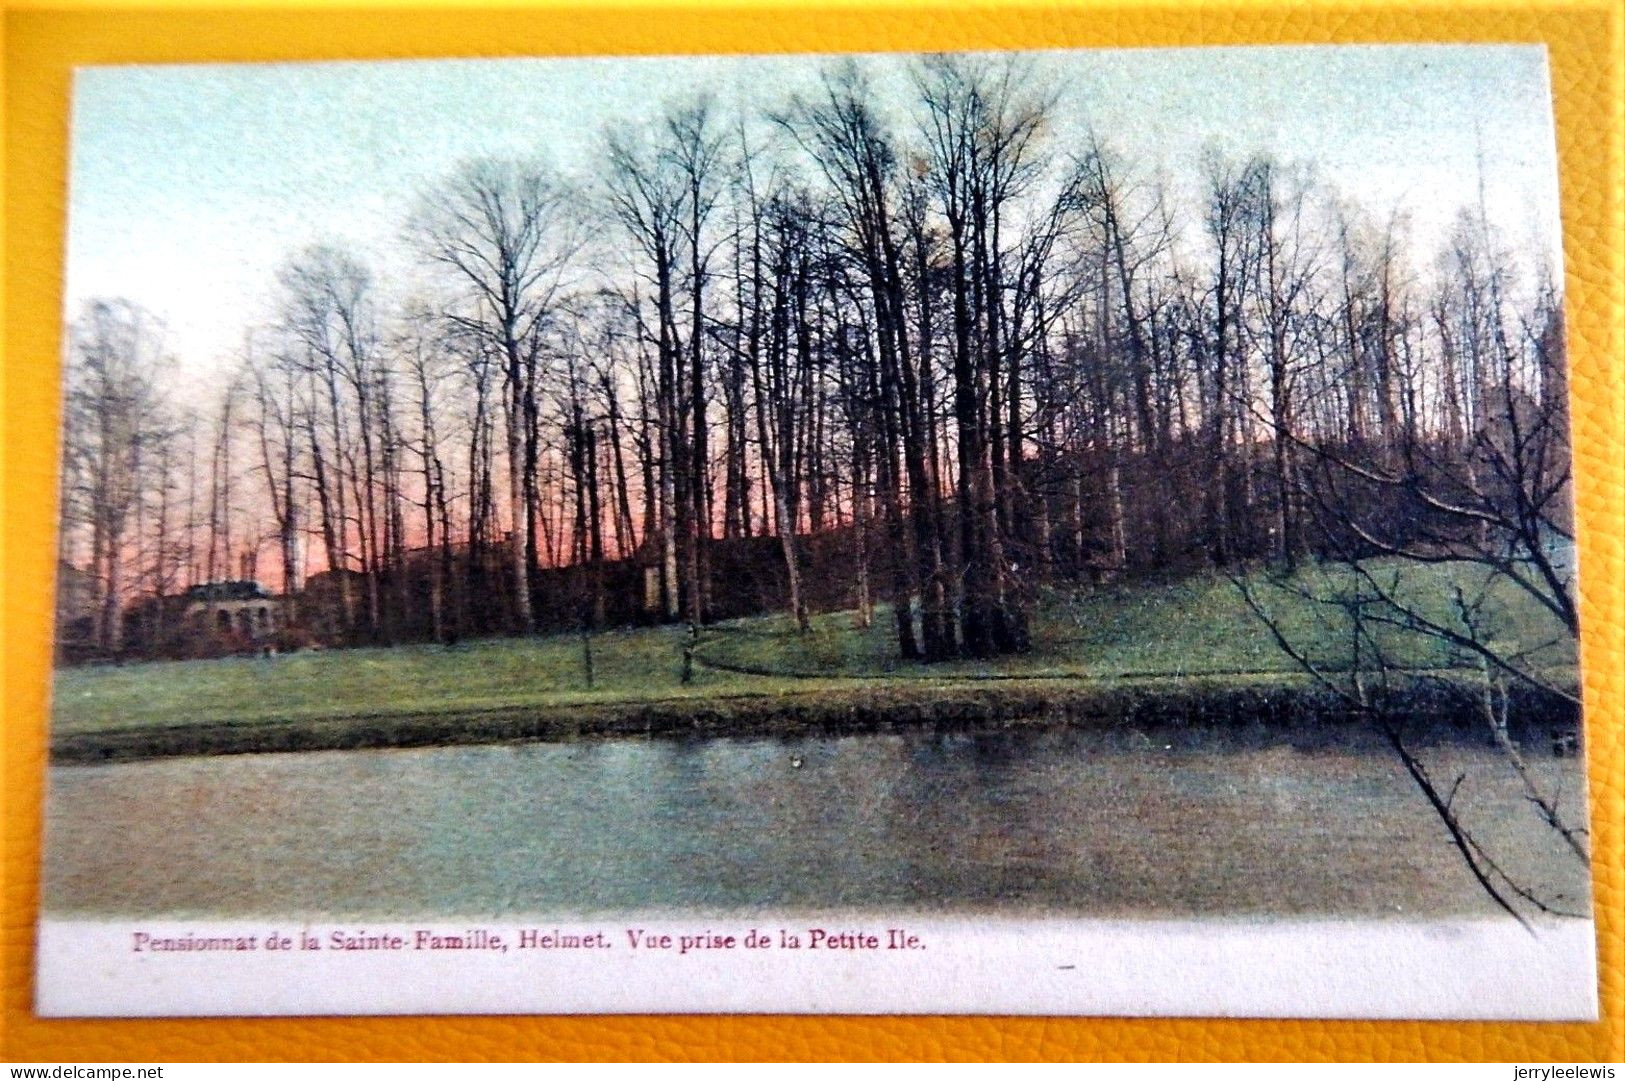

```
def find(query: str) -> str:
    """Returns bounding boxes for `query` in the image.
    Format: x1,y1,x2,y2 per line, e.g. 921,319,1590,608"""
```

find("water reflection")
43,723,1589,919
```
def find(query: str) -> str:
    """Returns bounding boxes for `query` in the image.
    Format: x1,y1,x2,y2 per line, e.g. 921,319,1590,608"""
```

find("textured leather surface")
2,0,1620,1062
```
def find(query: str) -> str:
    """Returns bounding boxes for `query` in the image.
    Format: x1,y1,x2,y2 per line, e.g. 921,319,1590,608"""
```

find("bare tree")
411,159,576,632
916,54,1054,656
1242,155,1324,569
60,299,173,654
247,341,304,628
1234,197,1585,922
667,97,728,626
276,245,379,638
396,303,458,643
781,61,934,658
603,124,689,621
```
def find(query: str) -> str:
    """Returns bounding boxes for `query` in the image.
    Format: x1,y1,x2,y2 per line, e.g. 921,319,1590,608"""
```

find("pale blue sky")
65,45,1562,381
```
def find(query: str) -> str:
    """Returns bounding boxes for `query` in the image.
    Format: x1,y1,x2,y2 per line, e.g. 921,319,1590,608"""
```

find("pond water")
42,722,1590,919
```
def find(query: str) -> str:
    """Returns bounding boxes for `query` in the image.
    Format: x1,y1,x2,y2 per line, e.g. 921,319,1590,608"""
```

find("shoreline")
50,677,1580,765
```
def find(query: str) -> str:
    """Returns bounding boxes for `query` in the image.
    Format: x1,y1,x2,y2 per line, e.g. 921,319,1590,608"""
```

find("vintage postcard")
37,44,1596,1018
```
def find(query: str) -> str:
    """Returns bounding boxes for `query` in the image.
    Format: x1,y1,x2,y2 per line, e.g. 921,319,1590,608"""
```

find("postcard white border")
35,915,1598,1019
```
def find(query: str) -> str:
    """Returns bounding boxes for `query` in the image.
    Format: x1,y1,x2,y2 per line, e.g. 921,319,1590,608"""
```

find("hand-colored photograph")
38,44,1595,1018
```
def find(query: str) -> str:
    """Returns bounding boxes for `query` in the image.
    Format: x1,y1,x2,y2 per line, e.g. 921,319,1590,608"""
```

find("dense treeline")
58,55,1570,662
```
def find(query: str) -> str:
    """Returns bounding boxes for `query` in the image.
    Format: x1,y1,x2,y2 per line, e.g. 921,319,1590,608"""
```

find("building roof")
182,581,273,602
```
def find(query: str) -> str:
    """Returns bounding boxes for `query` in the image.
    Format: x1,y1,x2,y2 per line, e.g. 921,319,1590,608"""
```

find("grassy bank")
52,558,1576,761
48,675,1582,764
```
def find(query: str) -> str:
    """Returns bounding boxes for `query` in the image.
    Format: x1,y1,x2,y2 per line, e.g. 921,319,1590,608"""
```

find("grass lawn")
54,623,783,735
704,557,1575,680
52,557,1575,738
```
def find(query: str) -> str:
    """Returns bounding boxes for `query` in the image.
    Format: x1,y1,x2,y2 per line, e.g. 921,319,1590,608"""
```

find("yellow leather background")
2,0,1620,1062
